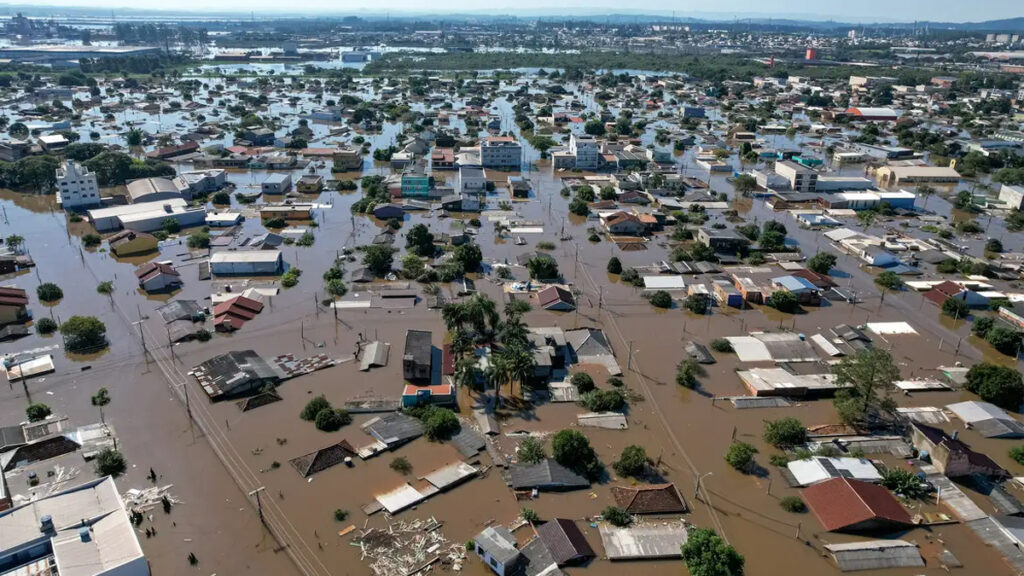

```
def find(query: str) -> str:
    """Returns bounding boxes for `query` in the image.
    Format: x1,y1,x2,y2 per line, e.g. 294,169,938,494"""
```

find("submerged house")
802,477,913,533
402,330,433,381
910,422,1008,478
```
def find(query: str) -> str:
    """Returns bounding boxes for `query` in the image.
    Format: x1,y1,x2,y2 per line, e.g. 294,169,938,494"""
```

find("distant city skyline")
10,0,1024,24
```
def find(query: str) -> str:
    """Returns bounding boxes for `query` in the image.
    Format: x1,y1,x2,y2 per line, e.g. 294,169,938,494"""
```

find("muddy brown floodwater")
1,110,1022,576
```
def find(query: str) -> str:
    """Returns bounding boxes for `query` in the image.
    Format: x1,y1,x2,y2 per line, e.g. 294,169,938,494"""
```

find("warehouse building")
209,251,283,276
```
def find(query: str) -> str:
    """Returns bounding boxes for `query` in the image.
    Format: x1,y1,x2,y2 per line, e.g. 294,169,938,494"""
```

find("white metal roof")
209,250,282,263
947,401,1013,424
642,275,686,290
787,457,882,486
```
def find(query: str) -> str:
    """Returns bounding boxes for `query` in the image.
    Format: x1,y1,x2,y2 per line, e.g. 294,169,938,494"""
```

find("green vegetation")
675,359,703,389
362,245,395,276
681,527,745,576
941,298,969,319
281,268,302,288
406,224,436,257
36,282,64,302
767,290,798,313
26,403,51,422
552,429,602,480
453,243,483,272
406,405,461,441
325,278,348,297
881,468,928,499
96,281,114,295
187,232,210,249
602,506,633,527
580,389,626,412
725,441,757,472
874,271,904,291
763,418,807,448
295,231,315,247
60,316,107,352
710,338,732,353
35,317,57,335
832,348,899,427
82,233,101,247
570,372,595,393
520,508,540,524
526,255,559,280
965,363,1024,411
300,395,331,421
315,408,352,432
807,252,836,275
94,448,127,478
649,290,673,308
334,509,349,522
613,445,648,478
779,496,806,513
390,457,413,475
517,437,546,464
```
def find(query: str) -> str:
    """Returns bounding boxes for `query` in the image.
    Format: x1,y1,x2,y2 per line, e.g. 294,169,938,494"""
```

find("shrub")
710,338,732,353
36,317,58,335
613,445,648,478
580,389,626,412
681,528,744,576
325,279,348,297
517,437,546,464
780,496,806,513
390,457,413,475
941,297,969,319
196,329,212,342
26,403,51,422
212,191,231,204
187,232,211,249
300,396,331,421
552,429,602,480
725,441,757,472
60,316,106,351
676,359,703,389
1010,446,1024,466
520,508,539,524
264,217,286,228
767,290,798,313
570,372,595,393
649,290,673,308
986,326,1022,356
601,506,632,527
807,252,837,275
965,363,1024,410
874,271,903,291
37,282,64,302
96,281,114,295
281,268,302,288
768,454,790,467
536,241,556,251
334,509,349,522
606,257,622,274
419,406,460,440
763,418,807,448
94,448,127,477
82,233,101,247
607,376,624,387
881,468,928,499
684,295,708,314
314,408,351,432
972,317,994,338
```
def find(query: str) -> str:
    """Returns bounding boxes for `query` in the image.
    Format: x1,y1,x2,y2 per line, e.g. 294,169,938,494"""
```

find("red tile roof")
538,286,574,308
802,477,912,532
213,295,264,331
610,483,688,515
0,286,28,307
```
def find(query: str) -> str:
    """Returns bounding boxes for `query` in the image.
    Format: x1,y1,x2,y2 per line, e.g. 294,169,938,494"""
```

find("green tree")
300,396,332,421
390,457,412,475
965,363,1024,410
941,298,969,319
405,223,435,257
552,429,601,480
520,508,540,524
325,279,347,297
37,282,64,302
763,418,807,448
91,387,111,422
421,406,460,440
649,290,673,308
315,408,351,432
1010,446,1024,466
733,173,757,193
580,389,626,412
94,448,127,477
807,252,836,275
780,496,806,513
874,271,904,291
881,468,928,499
26,403,52,422
187,232,210,249
832,348,899,426
362,245,394,276
570,372,595,393
986,326,1022,356
36,317,57,335
527,255,559,280
60,316,107,351
767,290,798,313
161,218,180,234
584,119,606,136
606,257,622,274
601,506,633,527
401,253,425,280
725,441,757,472
613,445,648,478
518,437,546,464
96,281,114,295
126,128,144,146
676,359,704,389
758,230,785,251
453,243,483,271
82,233,101,247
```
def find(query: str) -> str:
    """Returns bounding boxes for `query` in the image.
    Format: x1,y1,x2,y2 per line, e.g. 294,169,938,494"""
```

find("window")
489,558,498,568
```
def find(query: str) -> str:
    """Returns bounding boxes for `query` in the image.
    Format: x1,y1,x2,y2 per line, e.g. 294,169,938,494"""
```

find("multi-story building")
55,160,101,209
569,134,599,170
775,160,818,192
401,162,433,197
479,136,522,169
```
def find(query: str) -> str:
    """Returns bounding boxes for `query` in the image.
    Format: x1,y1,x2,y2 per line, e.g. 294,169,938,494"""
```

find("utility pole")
627,340,633,371
249,487,266,524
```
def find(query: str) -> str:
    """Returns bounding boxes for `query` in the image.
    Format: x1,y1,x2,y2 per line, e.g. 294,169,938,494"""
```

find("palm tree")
505,299,532,318
502,345,537,397
454,356,478,392
4,235,24,254
91,387,111,423
441,302,468,334
465,294,500,339
499,314,529,349
917,184,936,210
486,353,511,405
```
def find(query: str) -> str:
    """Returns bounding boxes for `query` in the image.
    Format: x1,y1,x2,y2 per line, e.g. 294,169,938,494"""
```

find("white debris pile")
122,485,181,512
353,516,466,575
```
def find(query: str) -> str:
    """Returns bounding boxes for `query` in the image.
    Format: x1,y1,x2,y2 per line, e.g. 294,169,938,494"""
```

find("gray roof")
824,540,923,572
361,412,424,446
509,459,589,491
565,328,613,358
476,526,519,565
535,519,595,565
157,299,203,323
404,330,432,365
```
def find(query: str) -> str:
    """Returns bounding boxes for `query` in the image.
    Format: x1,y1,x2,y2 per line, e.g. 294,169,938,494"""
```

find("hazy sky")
17,0,1024,23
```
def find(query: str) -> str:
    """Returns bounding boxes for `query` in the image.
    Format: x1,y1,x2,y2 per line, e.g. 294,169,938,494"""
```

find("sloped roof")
509,459,589,491
0,286,28,307
803,477,912,532
538,286,575,309
610,483,687,515
290,440,357,477
535,519,595,566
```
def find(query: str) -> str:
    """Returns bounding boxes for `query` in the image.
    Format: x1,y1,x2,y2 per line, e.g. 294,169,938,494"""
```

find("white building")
457,165,487,193
479,137,522,169
775,160,818,192
569,134,599,170
87,199,207,232
473,526,519,576
999,184,1024,210
210,250,283,276
0,476,150,576
56,160,100,209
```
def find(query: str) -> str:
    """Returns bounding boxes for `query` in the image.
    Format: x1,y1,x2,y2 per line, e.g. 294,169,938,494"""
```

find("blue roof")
772,275,818,293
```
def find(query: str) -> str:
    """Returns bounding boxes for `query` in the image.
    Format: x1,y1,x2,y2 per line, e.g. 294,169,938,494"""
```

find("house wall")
0,304,25,325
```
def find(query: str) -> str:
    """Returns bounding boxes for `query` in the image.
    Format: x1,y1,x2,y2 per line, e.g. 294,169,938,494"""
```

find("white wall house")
56,160,100,209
